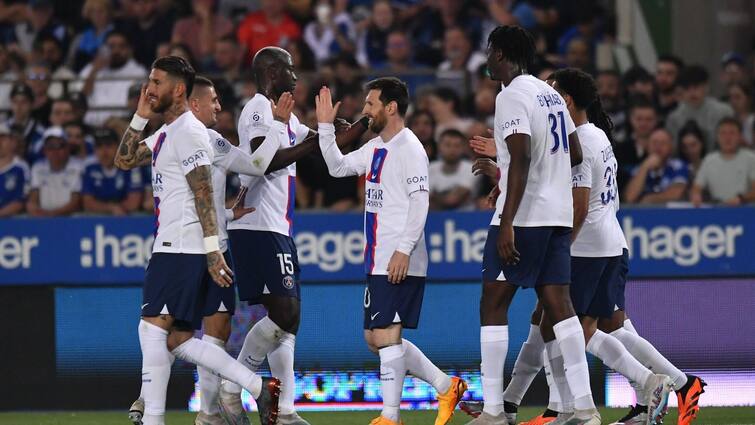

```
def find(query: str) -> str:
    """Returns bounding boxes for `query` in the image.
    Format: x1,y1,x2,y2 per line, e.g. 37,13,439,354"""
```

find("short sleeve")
238,96,273,143
564,109,577,135
403,142,429,194
176,126,212,176
5,167,27,202
81,167,95,195
497,90,532,141
571,158,593,189
208,130,235,171
294,120,311,143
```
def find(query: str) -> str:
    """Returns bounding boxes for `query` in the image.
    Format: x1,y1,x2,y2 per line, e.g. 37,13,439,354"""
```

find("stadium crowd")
1,0,755,218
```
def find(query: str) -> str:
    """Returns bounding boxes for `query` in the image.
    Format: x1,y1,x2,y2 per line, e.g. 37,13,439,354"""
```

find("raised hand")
472,158,499,179
271,92,295,124
315,86,341,124
469,129,496,157
136,83,153,119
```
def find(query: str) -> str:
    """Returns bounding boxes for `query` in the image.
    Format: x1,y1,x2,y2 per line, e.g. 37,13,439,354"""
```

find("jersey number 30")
548,111,569,154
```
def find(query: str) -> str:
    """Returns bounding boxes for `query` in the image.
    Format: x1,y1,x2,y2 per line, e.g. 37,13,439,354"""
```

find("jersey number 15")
548,111,569,154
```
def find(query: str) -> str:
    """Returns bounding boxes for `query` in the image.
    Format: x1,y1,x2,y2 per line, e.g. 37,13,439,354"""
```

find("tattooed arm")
114,84,154,170
186,164,234,287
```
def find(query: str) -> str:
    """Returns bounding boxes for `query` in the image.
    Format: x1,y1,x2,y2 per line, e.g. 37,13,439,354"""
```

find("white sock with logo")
139,320,171,425
612,324,688,389
224,316,283,394
504,324,544,405
545,340,573,413
553,317,594,411
268,332,296,415
378,344,406,423
480,325,508,416
172,338,263,398
402,339,451,394
587,330,652,388
198,335,225,415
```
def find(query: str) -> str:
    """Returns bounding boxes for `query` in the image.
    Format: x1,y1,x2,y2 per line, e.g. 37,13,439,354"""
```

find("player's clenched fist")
271,92,294,123
315,86,341,123
207,250,234,287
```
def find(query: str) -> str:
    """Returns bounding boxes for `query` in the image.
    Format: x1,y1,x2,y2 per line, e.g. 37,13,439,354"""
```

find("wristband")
130,114,149,131
203,235,220,253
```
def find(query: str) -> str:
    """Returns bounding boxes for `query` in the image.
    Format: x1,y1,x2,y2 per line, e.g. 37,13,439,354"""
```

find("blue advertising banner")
0,207,753,285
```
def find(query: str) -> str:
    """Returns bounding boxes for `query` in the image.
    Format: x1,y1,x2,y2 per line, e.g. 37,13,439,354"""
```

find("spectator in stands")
373,30,433,98
616,97,658,194
117,0,175,68
623,127,689,205
407,109,437,160
5,83,45,164
666,65,734,151
677,120,706,182
69,0,114,72
358,0,395,67
25,62,53,126
691,117,755,207
474,86,496,128
623,65,655,101
81,128,142,215
0,44,18,107
13,0,71,56
78,30,147,126
237,0,301,60
428,86,473,140
438,27,487,74
67,91,89,127
63,121,93,164
34,34,75,99
209,35,244,84
0,124,29,217
596,70,627,143
429,129,478,210
172,0,233,64
214,109,239,146
719,52,748,91
303,0,356,65
26,127,81,217
564,37,593,74
727,82,755,146
49,97,75,128
655,54,684,120
411,0,483,67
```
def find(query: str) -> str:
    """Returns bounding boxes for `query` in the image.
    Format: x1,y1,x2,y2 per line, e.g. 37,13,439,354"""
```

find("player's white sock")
480,325,508,416
623,319,649,403
545,340,573,413
587,330,651,388
612,325,688,389
198,335,225,415
225,316,284,394
172,338,263,398
268,332,296,415
139,320,171,425
402,339,451,394
543,347,563,412
503,324,544,405
378,344,406,423
553,317,594,411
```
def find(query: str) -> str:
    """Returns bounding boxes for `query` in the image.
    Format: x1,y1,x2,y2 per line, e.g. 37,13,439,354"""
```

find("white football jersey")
492,75,575,228
227,93,311,236
143,111,213,254
570,123,627,257
320,127,429,277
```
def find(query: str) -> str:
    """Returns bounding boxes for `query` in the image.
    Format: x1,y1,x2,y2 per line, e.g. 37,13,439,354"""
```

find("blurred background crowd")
1,0,755,218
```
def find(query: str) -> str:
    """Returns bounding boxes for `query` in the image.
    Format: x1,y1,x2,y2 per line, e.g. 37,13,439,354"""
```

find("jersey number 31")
548,111,569,154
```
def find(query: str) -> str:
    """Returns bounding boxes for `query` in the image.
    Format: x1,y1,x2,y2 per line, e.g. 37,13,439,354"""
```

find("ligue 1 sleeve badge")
282,275,294,289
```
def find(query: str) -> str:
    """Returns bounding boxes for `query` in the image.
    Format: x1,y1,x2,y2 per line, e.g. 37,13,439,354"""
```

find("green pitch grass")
0,407,751,425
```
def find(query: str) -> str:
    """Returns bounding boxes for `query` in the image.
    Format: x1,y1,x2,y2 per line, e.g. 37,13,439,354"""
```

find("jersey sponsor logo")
282,275,294,289
365,188,383,209
152,132,166,166
367,148,388,183
215,138,231,154
182,150,208,168
151,172,164,193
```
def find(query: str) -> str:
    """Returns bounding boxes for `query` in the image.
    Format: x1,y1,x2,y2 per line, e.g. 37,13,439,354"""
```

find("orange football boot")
676,375,706,425
435,376,468,425
369,416,404,425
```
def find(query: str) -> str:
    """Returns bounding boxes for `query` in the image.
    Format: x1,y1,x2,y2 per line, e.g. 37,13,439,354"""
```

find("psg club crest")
282,275,294,289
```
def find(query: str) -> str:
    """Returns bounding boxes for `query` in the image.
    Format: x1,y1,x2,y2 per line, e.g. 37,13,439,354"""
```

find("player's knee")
268,302,300,334
166,329,192,351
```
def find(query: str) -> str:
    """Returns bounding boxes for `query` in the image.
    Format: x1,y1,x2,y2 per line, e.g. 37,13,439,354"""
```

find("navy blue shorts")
615,250,629,311
482,226,572,288
570,249,629,318
202,250,236,317
363,275,425,330
228,229,301,305
142,253,210,329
